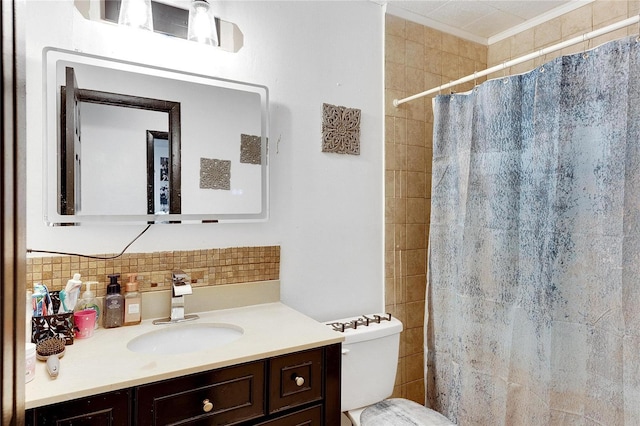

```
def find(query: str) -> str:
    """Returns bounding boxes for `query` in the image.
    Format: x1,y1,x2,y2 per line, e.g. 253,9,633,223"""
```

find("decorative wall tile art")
200,158,231,190
240,134,261,165
321,102,361,155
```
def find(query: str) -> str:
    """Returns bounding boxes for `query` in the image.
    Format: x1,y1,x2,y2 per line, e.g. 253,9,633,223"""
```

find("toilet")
327,313,456,426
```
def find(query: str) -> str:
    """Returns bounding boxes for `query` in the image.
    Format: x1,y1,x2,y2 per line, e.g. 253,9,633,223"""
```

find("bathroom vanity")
25,302,343,425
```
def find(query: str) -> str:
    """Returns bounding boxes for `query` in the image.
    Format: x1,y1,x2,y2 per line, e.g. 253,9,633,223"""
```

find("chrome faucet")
153,270,199,325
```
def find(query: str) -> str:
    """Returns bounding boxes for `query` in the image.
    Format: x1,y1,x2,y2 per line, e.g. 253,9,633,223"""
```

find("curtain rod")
393,15,640,107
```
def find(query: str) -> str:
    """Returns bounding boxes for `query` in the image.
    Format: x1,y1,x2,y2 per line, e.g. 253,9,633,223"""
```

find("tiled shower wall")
384,15,487,404
488,0,640,76
385,0,639,407
27,246,280,297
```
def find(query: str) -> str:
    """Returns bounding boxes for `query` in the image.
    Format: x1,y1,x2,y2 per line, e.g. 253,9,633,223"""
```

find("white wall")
24,0,385,321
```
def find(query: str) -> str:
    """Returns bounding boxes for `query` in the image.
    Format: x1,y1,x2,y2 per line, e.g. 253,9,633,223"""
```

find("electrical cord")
26,224,152,260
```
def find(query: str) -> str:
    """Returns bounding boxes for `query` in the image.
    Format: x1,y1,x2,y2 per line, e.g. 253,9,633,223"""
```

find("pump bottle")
123,274,142,326
104,274,124,328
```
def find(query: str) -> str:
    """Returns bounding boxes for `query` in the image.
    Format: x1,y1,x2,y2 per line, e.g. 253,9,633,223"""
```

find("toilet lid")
360,398,456,426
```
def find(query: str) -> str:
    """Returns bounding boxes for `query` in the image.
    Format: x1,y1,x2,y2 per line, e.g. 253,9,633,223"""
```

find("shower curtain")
426,36,640,425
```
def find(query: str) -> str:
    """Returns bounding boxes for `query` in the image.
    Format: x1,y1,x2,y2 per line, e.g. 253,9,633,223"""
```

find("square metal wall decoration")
322,103,361,155
200,158,231,190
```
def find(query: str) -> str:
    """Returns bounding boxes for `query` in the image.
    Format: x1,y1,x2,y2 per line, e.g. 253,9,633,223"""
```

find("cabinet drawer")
136,360,265,426
256,404,322,426
269,348,323,413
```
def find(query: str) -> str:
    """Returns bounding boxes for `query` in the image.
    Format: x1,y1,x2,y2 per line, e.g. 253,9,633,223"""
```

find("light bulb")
188,0,218,46
118,0,154,31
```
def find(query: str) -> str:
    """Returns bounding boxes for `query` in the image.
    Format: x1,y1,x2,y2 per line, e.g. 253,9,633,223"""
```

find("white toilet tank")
326,314,403,412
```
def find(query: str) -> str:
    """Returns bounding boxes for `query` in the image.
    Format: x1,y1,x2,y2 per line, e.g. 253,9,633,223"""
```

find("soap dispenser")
103,274,124,328
74,281,101,329
123,273,142,326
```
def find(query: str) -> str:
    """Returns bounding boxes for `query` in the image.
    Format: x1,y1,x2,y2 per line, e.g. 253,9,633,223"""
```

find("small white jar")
25,343,36,383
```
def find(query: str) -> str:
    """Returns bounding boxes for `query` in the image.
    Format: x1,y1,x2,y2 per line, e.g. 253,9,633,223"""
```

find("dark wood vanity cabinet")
26,344,341,426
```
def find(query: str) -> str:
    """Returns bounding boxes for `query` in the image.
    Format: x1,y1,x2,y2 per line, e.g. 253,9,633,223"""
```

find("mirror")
44,48,269,225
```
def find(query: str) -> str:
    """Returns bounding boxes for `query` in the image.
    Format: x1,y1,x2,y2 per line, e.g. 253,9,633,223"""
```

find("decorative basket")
31,291,75,345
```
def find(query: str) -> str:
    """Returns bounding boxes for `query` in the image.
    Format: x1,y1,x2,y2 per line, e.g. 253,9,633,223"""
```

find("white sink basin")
127,323,243,355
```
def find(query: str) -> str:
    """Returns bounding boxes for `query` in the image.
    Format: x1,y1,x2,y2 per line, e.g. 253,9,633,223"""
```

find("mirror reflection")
44,48,269,225
147,130,171,215
60,66,182,216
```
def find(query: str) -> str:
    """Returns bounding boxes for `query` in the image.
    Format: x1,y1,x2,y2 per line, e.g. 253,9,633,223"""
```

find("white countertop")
25,302,344,409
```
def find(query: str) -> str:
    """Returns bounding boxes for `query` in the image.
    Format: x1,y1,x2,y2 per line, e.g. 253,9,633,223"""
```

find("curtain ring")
540,50,547,72
582,36,590,59
539,49,547,72
502,62,509,84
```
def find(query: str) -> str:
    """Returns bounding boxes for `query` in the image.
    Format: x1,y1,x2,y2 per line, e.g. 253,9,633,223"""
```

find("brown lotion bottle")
123,274,142,326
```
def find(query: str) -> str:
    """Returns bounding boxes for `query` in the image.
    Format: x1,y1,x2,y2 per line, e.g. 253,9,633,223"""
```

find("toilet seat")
359,398,456,426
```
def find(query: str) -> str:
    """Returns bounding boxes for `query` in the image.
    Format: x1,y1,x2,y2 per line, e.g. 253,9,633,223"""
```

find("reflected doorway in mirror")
146,130,176,215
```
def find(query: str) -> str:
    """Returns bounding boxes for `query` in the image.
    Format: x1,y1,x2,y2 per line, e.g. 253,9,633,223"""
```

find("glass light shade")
188,0,218,46
118,0,154,31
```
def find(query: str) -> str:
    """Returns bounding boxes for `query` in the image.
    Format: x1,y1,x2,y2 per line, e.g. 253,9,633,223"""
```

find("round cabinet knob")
294,376,305,387
202,399,213,413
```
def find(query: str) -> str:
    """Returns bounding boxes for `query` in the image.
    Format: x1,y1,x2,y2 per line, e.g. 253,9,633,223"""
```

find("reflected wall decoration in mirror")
44,48,269,225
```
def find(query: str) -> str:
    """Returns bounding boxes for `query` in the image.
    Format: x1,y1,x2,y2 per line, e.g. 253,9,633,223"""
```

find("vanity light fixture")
118,0,154,31
187,0,218,46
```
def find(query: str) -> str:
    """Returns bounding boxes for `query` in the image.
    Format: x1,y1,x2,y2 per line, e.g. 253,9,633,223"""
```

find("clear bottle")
103,274,124,328
123,273,142,326
74,281,101,329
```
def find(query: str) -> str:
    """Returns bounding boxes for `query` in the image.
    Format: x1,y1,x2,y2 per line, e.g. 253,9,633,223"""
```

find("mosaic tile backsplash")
26,246,280,298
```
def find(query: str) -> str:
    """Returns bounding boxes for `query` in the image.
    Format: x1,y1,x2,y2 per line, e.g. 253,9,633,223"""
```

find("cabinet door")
27,389,131,426
136,360,265,426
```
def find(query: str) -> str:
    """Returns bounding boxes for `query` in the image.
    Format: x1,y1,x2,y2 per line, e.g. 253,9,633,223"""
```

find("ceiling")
384,0,594,44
